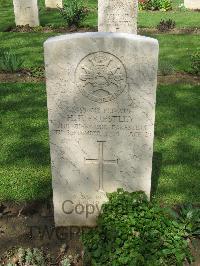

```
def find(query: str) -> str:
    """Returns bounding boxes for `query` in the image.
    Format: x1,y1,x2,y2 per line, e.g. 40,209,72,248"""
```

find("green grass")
153,84,200,204
0,83,199,203
0,32,199,72
0,33,57,69
0,0,200,32
155,34,200,72
0,0,15,32
138,11,200,29
0,83,51,201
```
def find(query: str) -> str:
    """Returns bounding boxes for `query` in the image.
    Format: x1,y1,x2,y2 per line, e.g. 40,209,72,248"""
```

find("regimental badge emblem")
75,52,127,103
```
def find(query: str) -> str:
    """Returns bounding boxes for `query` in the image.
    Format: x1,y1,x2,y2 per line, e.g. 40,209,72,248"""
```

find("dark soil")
139,27,200,35
0,202,84,265
4,24,97,33
157,72,200,85
4,25,200,35
0,71,44,83
0,71,199,85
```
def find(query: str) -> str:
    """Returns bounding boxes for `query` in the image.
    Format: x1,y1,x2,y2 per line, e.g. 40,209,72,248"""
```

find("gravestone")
98,0,138,33
13,0,39,27
44,32,159,226
45,0,62,9
184,0,200,9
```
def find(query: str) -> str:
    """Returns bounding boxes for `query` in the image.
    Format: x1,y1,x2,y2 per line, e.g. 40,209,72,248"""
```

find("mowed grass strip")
0,83,51,201
138,10,200,29
0,83,199,203
0,32,199,72
153,84,200,204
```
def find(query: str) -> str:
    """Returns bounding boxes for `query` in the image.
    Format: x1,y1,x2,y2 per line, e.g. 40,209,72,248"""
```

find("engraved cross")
85,141,118,191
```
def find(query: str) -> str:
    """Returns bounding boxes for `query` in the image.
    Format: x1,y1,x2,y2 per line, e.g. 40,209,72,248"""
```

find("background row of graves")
0,0,200,265
1,0,200,32
10,0,200,28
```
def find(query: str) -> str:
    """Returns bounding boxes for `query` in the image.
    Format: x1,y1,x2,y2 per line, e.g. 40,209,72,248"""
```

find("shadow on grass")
152,84,200,203
0,83,51,201
0,83,199,203
151,152,163,199
0,32,57,68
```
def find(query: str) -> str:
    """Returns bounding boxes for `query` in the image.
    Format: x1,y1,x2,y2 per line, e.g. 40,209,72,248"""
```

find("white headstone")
98,0,138,33
45,0,62,9
13,0,39,27
184,0,200,9
44,32,159,226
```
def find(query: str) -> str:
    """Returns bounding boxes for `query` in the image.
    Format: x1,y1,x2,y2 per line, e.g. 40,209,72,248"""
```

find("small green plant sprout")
158,61,175,75
58,0,89,28
18,247,25,264
0,50,24,73
82,189,193,265
5,248,47,266
178,204,200,238
179,3,187,11
60,256,71,266
190,49,200,75
33,26,43,32
157,19,176,32
30,66,44,78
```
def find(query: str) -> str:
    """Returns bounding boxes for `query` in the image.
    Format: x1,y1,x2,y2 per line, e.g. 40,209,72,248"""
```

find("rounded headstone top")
44,32,159,47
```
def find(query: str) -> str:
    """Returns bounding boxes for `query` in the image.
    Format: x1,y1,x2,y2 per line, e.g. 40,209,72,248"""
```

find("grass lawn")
0,32,199,72
0,83,199,204
0,83,51,201
139,11,200,29
153,84,200,204
0,0,200,31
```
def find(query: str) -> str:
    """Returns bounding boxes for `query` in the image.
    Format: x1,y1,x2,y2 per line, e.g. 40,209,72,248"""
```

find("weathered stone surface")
44,32,159,226
184,0,200,9
45,0,62,9
98,0,138,33
13,0,39,27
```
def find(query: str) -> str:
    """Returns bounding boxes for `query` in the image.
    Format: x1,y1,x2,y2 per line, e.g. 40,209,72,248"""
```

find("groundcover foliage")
58,0,89,27
82,189,192,266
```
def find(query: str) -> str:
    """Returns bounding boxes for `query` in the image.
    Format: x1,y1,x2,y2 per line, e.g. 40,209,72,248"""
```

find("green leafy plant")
138,0,148,10
139,0,172,11
159,61,175,75
0,50,24,73
177,205,200,238
82,189,192,266
58,0,89,27
157,19,176,31
190,50,200,75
